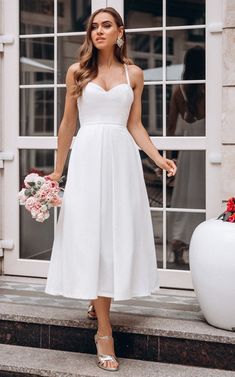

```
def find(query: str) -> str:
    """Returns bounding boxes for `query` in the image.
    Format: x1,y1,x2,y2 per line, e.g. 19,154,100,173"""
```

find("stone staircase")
1,344,235,377
0,276,234,376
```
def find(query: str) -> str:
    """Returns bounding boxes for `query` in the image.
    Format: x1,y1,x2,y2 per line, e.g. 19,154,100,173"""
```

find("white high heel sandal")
87,304,97,320
94,333,119,372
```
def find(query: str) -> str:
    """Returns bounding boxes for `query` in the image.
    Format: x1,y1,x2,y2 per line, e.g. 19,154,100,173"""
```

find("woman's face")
90,12,123,50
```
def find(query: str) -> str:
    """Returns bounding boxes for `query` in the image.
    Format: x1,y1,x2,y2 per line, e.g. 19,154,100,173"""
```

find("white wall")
0,0,3,274
222,0,235,200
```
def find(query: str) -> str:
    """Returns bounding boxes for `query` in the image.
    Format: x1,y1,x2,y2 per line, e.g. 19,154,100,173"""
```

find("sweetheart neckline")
88,82,134,94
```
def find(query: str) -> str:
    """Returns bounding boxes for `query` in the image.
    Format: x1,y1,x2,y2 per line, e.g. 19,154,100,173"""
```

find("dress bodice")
77,64,134,127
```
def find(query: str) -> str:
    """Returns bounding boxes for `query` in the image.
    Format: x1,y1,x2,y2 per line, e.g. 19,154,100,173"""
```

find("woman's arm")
127,66,177,177
167,86,180,136
47,64,79,181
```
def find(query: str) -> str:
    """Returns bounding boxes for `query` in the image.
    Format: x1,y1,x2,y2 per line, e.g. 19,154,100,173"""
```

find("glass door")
108,0,222,288
3,0,95,276
3,0,222,289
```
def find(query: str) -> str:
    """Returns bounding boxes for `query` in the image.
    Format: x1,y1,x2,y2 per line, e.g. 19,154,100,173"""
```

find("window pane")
166,0,205,27
20,88,54,136
166,31,205,81
20,38,54,85
58,0,91,32
166,84,205,137
127,31,162,81
151,211,163,269
57,87,79,134
56,150,71,191
142,85,163,136
19,149,55,260
167,211,206,269
166,150,206,209
20,0,54,34
141,151,163,208
20,205,54,260
57,35,84,84
19,149,54,190
124,0,162,28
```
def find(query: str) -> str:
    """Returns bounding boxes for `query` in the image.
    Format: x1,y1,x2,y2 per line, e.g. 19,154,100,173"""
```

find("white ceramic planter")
189,218,235,331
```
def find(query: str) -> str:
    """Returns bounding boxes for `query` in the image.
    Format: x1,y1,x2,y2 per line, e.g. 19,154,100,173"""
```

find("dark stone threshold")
0,320,234,371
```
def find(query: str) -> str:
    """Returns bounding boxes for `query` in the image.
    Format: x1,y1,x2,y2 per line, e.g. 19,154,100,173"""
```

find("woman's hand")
157,157,177,177
45,171,62,182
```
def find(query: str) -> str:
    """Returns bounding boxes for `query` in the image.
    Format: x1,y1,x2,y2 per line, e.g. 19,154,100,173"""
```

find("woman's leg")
93,296,118,369
88,300,97,319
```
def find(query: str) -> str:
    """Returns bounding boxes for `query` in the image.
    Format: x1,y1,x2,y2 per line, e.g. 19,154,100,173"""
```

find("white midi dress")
45,64,159,301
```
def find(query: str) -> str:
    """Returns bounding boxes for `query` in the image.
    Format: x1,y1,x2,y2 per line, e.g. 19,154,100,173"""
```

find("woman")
45,7,176,372
167,46,205,265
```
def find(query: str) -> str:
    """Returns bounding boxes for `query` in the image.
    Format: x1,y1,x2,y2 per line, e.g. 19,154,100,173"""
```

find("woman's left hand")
157,157,177,177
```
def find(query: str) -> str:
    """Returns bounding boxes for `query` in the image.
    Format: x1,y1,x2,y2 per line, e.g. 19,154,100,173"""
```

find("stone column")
222,1,235,200
0,0,3,274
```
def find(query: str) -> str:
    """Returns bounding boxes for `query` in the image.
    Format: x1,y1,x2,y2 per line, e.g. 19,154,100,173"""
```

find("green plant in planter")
218,197,235,222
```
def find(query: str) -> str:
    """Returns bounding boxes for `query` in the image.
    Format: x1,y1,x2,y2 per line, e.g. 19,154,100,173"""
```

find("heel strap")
95,333,113,341
88,304,95,313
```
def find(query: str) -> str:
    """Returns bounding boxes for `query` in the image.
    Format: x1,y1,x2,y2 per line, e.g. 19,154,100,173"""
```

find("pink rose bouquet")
18,173,64,222
218,197,235,223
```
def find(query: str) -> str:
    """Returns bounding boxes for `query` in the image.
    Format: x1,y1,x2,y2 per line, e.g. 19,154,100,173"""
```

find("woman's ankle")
97,326,112,337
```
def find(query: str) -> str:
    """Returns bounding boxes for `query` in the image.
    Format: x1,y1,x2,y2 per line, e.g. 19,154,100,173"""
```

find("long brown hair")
182,46,205,121
71,7,133,98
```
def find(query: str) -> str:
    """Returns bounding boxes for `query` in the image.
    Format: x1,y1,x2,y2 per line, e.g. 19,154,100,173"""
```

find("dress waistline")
80,121,127,129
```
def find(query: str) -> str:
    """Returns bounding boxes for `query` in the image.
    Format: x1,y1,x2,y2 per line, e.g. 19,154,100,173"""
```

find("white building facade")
0,0,232,290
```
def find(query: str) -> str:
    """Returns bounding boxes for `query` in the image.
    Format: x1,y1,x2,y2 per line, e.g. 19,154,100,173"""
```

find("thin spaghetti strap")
124,64,130,86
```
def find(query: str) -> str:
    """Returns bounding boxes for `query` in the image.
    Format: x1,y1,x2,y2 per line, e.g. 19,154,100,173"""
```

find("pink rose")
36,210,50,222
25,197,40,211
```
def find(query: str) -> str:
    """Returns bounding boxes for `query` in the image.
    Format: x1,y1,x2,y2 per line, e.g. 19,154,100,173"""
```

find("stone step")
1,344,235,377
0,277,235,371
0,301,235,372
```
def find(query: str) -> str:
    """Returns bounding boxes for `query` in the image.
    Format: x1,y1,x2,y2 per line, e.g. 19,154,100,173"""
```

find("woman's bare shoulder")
66,62,80,85
127,64,144,88
127,64,143,77
68,62,80,74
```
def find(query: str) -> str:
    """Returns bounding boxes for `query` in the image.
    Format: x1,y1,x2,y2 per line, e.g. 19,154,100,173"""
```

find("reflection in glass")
142,85,163,136
57,35,85,83
57,88,79,134
166,0,205,27
20,0,54,34
166,148,206,269
167,150,205,209
58,0,91,32
141,151,163,208
20,205,54,260
167,211,205,270
166,31,205,81
20,88,54,136
19,149,54,190
20,38,54,85
167,84,205,137
124,0,162,28
126,32,162,81
151,211,163,269
56,150,71,191
57,206,60,220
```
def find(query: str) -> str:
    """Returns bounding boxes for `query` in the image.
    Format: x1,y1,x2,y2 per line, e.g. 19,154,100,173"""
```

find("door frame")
2,0,222,289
